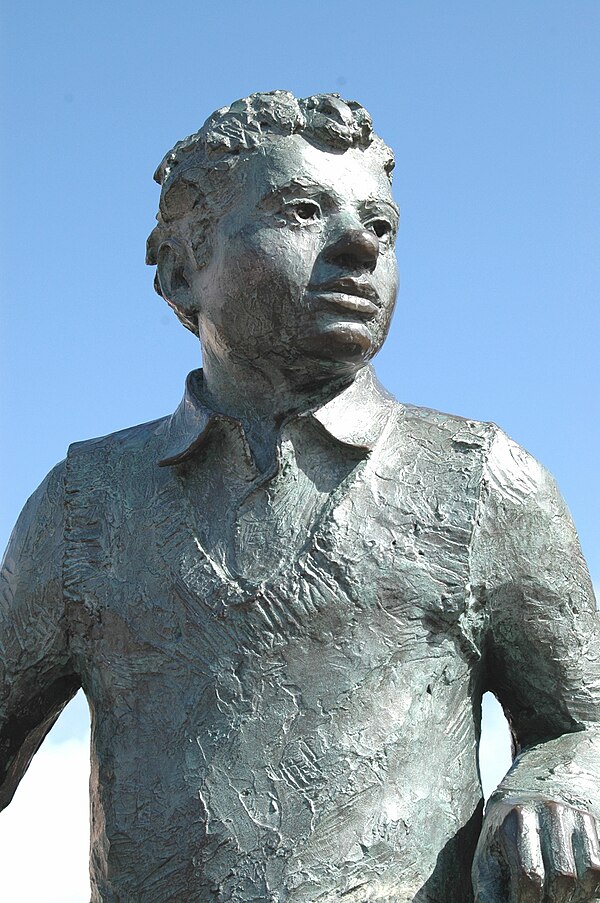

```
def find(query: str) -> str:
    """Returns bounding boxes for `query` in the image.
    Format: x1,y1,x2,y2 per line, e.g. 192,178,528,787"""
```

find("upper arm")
0,462,80,809
470,430,600,752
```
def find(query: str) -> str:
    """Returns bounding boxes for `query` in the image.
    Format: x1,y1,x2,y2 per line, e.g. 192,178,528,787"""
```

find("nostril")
332,253,367,270
324,229,380,270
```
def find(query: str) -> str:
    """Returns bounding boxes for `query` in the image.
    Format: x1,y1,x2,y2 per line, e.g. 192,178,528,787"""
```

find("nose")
323,228,380,273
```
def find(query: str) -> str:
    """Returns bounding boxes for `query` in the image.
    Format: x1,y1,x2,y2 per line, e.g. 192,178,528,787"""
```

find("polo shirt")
1,365,598,903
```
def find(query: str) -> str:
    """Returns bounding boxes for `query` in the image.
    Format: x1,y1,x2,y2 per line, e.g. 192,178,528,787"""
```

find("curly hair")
146,90,395,335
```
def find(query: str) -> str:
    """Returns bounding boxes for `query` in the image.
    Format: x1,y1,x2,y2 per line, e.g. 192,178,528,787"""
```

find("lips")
307,277,380,319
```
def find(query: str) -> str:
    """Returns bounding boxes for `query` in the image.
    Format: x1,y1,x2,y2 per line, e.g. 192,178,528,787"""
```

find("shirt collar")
158,365,396,467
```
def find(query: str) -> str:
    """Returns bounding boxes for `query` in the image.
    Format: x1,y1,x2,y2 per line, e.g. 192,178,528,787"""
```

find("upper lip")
308,276,380,304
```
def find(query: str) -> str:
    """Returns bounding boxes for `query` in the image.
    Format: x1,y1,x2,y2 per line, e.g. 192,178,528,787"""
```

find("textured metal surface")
1,92,599,902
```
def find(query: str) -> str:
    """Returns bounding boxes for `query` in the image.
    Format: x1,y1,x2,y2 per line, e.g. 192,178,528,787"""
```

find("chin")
284,324,380,392
312,320,380,359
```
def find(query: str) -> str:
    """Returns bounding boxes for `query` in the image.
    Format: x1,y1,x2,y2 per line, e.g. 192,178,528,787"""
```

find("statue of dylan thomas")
1,91,600,903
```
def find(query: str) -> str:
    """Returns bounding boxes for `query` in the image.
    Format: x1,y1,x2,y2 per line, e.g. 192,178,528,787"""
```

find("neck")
200,350,359,471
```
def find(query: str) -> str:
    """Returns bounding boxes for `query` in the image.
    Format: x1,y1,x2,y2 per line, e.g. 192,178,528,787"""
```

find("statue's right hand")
472,796,600,902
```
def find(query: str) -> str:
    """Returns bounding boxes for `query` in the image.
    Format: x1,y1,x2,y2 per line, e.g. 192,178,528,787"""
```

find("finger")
540,802,578,903
572,812,600,903
497,805,545,903
473,805,516,903
473,853,508,903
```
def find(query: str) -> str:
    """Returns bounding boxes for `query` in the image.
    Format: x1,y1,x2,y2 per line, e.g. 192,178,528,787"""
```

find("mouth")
307,277,380,320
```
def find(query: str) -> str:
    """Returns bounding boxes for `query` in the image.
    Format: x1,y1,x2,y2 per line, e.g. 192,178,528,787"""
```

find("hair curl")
146,91,394,335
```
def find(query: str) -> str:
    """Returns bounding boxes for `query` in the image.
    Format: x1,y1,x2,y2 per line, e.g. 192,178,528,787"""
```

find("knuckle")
516,868,544,891
586,855,600,874
583,862,600,886
552,869,577,893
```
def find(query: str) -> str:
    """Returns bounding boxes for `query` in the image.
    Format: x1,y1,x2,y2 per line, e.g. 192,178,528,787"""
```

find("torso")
65,401,493,902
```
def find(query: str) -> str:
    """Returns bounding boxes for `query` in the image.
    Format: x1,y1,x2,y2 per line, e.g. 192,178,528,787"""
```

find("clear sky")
1,2,599,899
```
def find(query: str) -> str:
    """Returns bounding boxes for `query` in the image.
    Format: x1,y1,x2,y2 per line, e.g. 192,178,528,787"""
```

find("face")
187,135,399,383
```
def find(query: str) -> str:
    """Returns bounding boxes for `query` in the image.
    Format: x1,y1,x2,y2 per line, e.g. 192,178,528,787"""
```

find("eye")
290,200,321,223
368,219,392,240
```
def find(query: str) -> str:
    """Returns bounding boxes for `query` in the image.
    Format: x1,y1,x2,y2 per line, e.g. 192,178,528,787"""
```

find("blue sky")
1,2,599,899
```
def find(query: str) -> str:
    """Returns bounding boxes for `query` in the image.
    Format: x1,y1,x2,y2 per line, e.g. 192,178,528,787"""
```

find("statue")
1,91,599,903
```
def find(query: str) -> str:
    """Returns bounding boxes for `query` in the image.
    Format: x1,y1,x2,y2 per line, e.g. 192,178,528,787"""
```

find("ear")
156,240,195,314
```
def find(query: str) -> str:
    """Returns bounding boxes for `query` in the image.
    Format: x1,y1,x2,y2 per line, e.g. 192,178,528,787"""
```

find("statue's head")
147,91,399,381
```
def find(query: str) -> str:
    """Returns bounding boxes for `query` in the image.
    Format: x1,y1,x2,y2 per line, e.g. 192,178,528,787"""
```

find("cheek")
220,226,319,300
378,256,399,310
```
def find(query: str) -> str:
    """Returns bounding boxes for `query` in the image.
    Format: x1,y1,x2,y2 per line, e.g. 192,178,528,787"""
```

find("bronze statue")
1,91,599,902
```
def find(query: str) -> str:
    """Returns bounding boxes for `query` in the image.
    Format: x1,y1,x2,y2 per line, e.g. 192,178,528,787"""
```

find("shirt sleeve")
470,427,600,812
0,461,80,810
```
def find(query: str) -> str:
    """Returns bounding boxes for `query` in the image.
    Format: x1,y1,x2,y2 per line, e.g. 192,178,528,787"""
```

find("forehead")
233,134,396,210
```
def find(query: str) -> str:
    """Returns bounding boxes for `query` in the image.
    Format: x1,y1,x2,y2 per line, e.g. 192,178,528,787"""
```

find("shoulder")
67,414,169,463
379,398,568,524
482,425,563,516
388,402,555,495
470,428,596,625
1,459,68,611
400,400,495,443
383,397,498,465
473,426,583,576
65,414,171,488
62,416,174,534
3,459,67,563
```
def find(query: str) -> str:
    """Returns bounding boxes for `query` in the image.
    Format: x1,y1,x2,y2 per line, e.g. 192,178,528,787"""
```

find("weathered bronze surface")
1,92,599,902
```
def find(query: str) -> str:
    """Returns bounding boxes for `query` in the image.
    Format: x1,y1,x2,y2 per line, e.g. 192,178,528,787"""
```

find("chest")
68,434,483,703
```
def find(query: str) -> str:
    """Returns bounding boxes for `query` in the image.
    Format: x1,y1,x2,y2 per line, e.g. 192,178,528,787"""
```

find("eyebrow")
261,179,333,201
260,180,400,218
363,197,400,220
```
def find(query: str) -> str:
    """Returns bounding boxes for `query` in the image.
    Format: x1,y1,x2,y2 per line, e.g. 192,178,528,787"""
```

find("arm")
470,429,600,902
0,462,80,810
